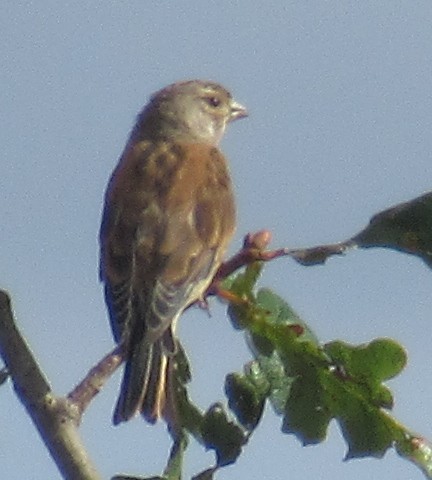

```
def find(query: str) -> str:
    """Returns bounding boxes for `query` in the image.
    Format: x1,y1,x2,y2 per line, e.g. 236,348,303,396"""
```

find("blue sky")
2,2,432,479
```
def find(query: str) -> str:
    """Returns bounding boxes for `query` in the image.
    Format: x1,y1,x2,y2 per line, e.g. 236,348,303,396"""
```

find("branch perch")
0,290,102,480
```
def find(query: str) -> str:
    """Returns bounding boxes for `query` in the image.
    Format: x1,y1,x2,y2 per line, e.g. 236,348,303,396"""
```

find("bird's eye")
207,96,221,108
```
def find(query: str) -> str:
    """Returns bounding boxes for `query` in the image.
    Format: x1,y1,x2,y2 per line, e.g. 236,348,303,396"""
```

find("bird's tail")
113,331,173,425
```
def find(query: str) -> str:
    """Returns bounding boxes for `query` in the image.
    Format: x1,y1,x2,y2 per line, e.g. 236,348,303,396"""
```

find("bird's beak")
230,100,248,121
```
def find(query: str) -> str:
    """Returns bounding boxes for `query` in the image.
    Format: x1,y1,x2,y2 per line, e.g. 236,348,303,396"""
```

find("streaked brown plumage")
99,80,247,424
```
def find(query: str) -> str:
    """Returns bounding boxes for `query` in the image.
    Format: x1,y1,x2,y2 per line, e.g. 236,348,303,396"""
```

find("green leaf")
201,403,247,467
325,338,406,383
324,339,407,409
225,262,263,330
256,288,319,345
282,366,332,444
353,191,432,267
163,434,188,480
167,342,249,476
248,353,293,416
225,370,266,431
171,343,204,440
338,405,396,459
228,286,333,443
226,283,413,461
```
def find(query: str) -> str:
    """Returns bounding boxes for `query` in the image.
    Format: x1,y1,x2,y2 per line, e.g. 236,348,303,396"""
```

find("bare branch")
68,345,124,418
211,230,291,286
212,231,355,286
0,290,102,480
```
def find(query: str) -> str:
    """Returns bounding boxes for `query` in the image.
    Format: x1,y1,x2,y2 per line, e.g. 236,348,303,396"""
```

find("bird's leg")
197,297,212,317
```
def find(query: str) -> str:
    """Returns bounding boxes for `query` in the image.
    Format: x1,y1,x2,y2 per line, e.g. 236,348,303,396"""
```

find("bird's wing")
100,141,236,347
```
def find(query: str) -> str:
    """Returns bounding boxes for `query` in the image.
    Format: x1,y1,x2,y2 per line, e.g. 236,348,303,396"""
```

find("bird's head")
137,80,248,145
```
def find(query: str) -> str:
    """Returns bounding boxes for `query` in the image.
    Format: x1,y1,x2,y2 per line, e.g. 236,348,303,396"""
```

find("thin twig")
212,230,290,285
68,345,124,418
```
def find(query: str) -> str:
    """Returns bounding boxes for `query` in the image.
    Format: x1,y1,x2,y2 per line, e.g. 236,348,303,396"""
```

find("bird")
99,80,247,425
